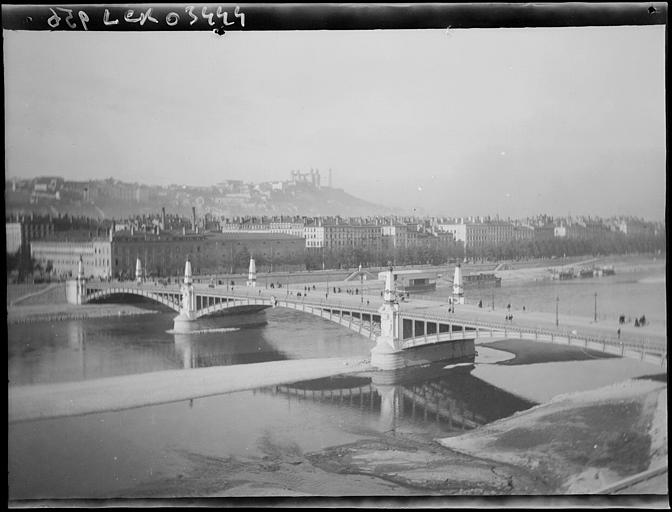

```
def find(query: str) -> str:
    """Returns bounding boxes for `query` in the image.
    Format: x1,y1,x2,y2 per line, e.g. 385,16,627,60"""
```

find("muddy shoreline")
109,368,667,499
116,375,666,499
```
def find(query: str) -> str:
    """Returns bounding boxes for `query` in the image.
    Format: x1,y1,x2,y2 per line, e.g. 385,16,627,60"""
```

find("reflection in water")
8,309,373,386
173,327,288,369
66,321,87,380
260,361,537,435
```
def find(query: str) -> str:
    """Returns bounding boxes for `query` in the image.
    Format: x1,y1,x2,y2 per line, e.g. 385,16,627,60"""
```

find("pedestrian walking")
617,328,621,339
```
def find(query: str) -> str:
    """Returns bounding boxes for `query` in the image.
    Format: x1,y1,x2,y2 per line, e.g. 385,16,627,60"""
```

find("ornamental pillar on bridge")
371,266,404,370
76,256,87,303
135,258,143,284
66,256,87,304
452,263,464,304
247,258,257,287
173,258,198,332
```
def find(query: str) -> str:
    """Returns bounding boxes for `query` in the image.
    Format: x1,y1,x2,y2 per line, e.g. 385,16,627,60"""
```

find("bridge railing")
400,310,666,357
86,282,382,314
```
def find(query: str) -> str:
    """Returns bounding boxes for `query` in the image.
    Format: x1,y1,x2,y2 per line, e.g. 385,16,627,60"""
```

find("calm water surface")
8,308,372,386
435,265,667,326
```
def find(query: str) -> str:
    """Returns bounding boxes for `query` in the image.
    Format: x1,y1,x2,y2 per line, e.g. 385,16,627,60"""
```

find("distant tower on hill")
329,168,333,188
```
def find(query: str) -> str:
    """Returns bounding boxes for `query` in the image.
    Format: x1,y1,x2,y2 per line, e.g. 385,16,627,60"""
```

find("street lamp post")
556,296,559,327
594,292,597,323
360,264,364,303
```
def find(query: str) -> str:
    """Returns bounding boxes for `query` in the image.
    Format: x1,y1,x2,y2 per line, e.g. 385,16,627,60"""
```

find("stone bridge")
67,258,667,371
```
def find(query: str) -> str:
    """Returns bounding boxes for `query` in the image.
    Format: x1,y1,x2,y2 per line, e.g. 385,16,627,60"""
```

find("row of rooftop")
7,208,663,253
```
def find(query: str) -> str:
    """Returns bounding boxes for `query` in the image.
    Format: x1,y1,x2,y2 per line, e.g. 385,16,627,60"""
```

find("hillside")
263,187,397,217
5,183,398,219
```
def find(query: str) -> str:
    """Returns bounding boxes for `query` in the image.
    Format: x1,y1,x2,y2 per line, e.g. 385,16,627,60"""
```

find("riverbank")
7,282,58,306
7,282,160,324
438,378,667,494
118,375,667,499
6,303,158,325
494,254,665,284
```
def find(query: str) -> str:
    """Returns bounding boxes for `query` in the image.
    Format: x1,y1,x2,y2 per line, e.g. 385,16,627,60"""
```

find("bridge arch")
85,287,182,313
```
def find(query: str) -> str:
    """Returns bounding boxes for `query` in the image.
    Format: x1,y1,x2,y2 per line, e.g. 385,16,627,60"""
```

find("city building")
30,234,112,279
304,224,326,249
531,223,556,241
5,215,55,256
221,219,305,238
30,176,63,203
381,224,409,249
616,219,655,236
110,230,305,278
269,221,305,238
6,222,22,254
304,222,383,252
438,220,521,252
289,169,321,188
554,221,612,240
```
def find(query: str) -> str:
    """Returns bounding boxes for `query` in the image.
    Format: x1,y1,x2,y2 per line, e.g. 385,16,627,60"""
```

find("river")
7,258,667,499
436,258,667,328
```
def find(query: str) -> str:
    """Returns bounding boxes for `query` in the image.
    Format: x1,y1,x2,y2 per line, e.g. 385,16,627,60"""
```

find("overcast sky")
4,24,666,220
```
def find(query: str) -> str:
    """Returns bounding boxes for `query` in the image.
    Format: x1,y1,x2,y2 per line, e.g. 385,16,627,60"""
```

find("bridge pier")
370,269,405,370
453,264,465,304
247,258,257,287
66,256,87,305
371,269,477,370
173,258,199,333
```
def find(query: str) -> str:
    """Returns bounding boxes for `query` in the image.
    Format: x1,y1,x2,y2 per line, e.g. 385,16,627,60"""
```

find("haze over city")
4,24,666,220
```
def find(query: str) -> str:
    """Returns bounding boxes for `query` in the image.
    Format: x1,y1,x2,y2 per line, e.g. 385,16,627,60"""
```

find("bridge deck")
82,281,666,363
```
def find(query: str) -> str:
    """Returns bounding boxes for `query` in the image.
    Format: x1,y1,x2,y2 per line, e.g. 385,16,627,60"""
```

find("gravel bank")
438,378,667,494
8,357,372,423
